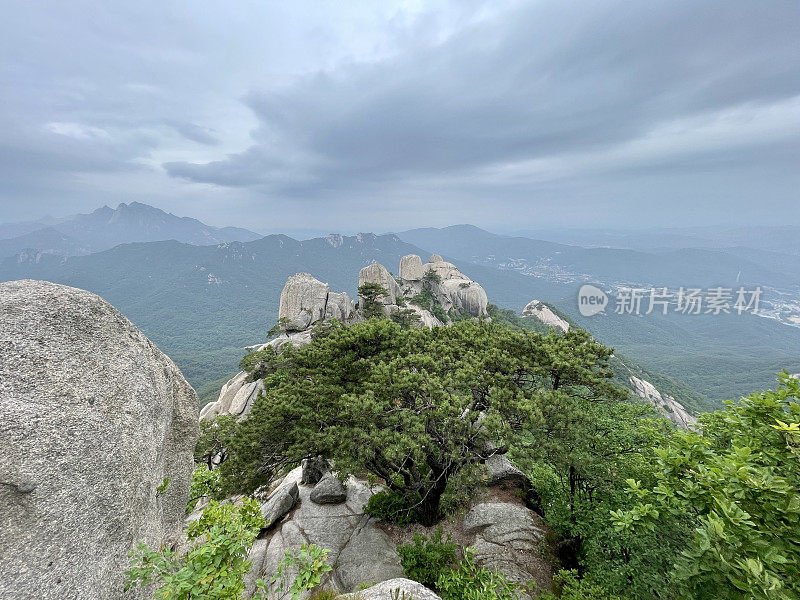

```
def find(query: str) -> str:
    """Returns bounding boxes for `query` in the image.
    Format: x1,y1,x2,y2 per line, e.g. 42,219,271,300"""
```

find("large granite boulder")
326,290,354,322
0,280,198,600
310,474,347,504
338,579,441,599
399,254,425,281
279,273,332,331
463,502,552,598
358,262,401,306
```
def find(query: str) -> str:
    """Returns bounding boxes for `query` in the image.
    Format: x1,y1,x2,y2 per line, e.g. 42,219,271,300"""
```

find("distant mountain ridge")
0,202,261,258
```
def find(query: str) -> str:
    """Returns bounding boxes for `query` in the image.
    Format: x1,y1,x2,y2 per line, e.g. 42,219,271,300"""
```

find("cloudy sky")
1,0,798,234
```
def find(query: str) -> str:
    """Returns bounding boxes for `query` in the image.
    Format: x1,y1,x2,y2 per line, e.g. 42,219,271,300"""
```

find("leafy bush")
270,542,333,600
186,465,222,514
539,570,623,600
125,498,266,600
612,373,800,600
364,489,420,526
436,549,519,600
423,269,443,285
398,528,458,589
359,282,389,319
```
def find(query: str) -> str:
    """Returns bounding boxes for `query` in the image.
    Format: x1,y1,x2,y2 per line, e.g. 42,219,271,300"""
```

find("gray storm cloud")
1,0,799,230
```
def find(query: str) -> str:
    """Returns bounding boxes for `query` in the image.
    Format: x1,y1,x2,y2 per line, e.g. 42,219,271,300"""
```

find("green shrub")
125,498,266,600
539,570,623,600
439,463,485,516
436,549,519,600
271,542,333,600
364,490,420,526
398,528,458,589
186,465,222,514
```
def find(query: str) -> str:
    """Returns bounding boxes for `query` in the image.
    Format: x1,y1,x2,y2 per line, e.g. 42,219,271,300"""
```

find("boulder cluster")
201,253,489,421
186,453,551,599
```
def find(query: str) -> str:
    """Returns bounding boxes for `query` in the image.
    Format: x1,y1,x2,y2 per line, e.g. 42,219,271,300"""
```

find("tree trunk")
418,490,443,527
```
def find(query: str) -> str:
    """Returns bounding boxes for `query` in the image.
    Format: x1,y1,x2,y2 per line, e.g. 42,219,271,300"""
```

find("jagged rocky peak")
358,262,401,305
629,375,696,429
203,254,489,422
278,272,354,332
522,300,570,332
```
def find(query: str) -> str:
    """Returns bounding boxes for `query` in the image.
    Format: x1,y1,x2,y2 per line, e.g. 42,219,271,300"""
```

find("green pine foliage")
218,319,620,526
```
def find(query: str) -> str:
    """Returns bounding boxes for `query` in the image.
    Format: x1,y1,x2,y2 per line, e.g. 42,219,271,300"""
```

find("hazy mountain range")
2,203,799,409
0,202,261,257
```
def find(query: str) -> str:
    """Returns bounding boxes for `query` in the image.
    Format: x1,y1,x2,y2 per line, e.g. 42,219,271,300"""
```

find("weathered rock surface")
399,254,425,281
310,474,348,504
629,375,696,428
522,300,570,332
280,273,336,331
244,467,404,598
0,280,198,600
337,578,442,599
486,453,528,488
301,456,330,485
358,262,401,306
261,481,300,530
464,502,552,598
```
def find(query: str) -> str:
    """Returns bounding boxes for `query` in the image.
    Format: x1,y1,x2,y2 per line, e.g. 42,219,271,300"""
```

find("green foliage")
612,373,800,600
309,591,339,600
271,543,333,600
436,549,519,600
220,319,620,525
186,465,223,514
391,308,422,329
195,415,237,469
398,528,458,589
125,498,265,600
239,347,278,378
156,477,170,496
423,269,443,285
540,570,623,600
359,282,389,319
439,463,486,516
364,490,420,526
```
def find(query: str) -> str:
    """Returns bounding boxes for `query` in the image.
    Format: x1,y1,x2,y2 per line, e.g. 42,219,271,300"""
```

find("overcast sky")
1,0,798,233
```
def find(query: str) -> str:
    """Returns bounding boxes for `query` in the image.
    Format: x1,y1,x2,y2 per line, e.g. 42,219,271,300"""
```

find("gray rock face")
399,254,425,281
301,456,329,485
245,468,403,598
522,300,570,332
629,375,696,428
310,474,348,504
463,502,552,598
338,578,442,599
428,254,444,263
0,280,198,600
279,272,332,331
486,453,528,488
358,262,401,306
326,291,354,322
261,482,300,530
